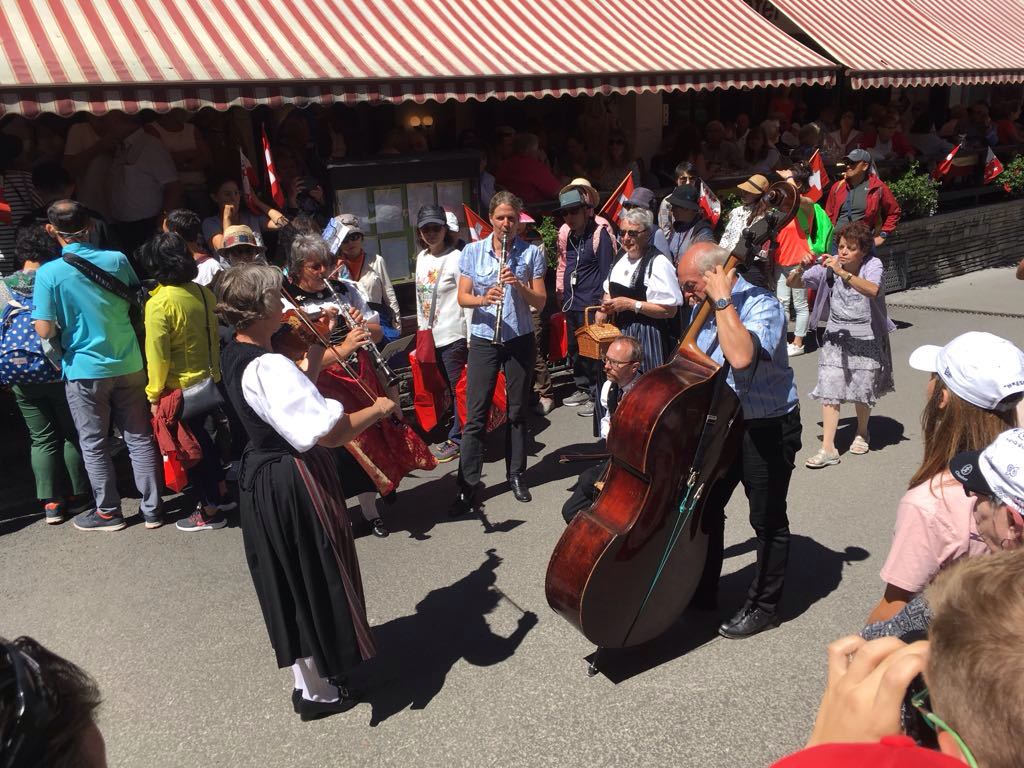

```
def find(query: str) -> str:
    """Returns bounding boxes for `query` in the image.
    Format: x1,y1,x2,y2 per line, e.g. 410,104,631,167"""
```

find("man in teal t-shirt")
32,200,162,531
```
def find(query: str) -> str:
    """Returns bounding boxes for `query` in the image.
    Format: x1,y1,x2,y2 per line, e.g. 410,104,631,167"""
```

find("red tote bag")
455,368,508,433
408,349,450,433
548,312,568,362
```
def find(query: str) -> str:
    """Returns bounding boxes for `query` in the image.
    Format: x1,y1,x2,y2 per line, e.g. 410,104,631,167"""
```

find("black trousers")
694,406,802,614
565,309,601,394
457,333,535,489
561,458,609,524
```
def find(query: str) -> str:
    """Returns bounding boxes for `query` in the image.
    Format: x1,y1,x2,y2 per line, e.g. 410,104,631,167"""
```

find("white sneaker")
787,343,806,357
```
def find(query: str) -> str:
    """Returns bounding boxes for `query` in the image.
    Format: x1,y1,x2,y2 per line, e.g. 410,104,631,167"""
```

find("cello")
545,182,798,656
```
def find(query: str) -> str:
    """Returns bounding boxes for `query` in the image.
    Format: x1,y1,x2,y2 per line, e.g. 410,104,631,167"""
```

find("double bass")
545,183,798,655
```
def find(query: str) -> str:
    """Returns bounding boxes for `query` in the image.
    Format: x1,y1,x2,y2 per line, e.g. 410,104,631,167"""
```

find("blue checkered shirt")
460,236,546,343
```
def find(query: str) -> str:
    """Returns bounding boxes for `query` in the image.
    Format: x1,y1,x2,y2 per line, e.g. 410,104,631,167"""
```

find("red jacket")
151,389,202,468
825,174,901,237
494,154,563,204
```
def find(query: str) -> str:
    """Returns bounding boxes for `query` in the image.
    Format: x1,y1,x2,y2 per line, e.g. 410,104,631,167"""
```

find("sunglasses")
343,233,364,243
620,229,645,239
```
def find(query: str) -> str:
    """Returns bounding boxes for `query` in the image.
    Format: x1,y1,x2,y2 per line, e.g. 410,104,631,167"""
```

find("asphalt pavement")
1,265,1022,768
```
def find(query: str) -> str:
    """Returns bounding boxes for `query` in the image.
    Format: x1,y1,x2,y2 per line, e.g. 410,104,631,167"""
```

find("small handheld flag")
463,205,493,241
984,147,1004,184
806,150,830,203
598,173,635,223
699,181,721,227
932,143,962,182
261,126,285,208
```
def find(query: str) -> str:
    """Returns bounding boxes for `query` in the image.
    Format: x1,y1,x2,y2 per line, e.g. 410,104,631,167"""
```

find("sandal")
850,435,870,455
805,449,841,468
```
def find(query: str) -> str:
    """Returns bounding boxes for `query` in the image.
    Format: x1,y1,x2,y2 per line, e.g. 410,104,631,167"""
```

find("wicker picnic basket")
575,306,620,360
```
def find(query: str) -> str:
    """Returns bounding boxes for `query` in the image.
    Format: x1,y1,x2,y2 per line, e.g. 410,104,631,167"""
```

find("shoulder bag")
180,287,224,420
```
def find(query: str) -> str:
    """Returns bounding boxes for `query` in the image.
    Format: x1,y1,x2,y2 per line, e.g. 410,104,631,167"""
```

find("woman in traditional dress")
787,220,894,467
597,207,683,372
216,263,397,720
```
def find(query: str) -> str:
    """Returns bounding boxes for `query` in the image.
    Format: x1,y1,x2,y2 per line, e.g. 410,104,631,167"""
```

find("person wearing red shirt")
494,133,563,204
861,119,917,162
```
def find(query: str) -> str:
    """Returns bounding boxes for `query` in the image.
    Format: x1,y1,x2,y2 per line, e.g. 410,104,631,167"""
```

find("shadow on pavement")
355,548,537,726
581,534,869,684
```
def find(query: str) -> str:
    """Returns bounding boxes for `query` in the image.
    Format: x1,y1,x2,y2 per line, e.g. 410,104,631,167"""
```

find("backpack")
0,296,60,386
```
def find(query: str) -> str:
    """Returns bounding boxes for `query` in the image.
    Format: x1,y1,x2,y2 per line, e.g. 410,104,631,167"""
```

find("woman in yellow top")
139,232,228,532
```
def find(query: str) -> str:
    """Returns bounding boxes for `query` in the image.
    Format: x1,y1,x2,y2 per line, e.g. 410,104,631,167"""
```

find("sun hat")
737,173,770,195
665,184,700,211
909,332,1024,411
559,177,599,207
220,225,264,253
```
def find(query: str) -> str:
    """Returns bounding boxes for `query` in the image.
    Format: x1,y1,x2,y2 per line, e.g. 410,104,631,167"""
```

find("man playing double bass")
677,242,801,639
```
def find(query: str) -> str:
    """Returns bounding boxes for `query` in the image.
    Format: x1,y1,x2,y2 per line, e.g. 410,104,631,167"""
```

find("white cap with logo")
951,428,1024,515
909,331,1024,411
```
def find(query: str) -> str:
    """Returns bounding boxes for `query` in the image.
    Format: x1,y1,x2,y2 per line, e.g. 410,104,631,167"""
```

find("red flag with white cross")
806,149,830,203
984,147,1004,184
699,180,721,227
598,173,635,223
932,143,962,182
238,148,262,216
463,205,492,241
261,126,285,208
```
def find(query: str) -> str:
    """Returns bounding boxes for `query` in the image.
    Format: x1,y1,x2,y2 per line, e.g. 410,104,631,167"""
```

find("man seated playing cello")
560,335,644,524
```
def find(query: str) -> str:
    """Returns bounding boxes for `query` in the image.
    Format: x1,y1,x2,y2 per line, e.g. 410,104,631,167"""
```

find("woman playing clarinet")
217,263,397,720
452,191,546,514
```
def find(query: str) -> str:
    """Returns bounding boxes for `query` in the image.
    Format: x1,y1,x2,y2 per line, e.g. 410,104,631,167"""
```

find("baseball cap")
624,187,656,210
416,204,447,229
844,148,872,164
337,213,363,235
909,332,1024,411
950,428,1024,515
737,173,770,195
771,736,965,768
445,211,460,232
665,184,700,211
220,225,264,253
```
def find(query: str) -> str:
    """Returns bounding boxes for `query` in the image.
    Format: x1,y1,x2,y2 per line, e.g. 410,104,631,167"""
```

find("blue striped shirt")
694,275,799,419
460,236,546,343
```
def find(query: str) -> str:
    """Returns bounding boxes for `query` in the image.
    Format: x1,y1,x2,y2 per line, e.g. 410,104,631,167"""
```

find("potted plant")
888,161,939,220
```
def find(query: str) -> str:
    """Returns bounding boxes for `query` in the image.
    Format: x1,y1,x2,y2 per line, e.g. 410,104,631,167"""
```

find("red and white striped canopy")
0,0,835,117
769,0,1024,89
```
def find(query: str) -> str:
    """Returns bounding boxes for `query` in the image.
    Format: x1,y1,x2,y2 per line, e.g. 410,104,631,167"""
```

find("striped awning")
0,0,835,117
769,0,1024,89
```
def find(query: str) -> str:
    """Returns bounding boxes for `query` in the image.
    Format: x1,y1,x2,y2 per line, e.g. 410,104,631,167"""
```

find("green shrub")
887,161,939,219
997,155,1024,197
538,215,560,269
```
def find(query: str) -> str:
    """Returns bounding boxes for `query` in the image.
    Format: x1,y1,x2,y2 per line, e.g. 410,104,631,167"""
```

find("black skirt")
238,446,377,677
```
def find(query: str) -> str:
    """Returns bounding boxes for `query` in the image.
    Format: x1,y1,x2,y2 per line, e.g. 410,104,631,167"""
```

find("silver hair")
693,244,730,274
619,207,653,230
214,263,283,330
287,233,330,276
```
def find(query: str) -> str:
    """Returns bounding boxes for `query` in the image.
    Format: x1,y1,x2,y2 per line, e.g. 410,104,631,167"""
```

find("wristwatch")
713,297,733,312
634,300,643,314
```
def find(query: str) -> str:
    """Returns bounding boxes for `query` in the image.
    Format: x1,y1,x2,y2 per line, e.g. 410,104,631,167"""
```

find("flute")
491,230,509,346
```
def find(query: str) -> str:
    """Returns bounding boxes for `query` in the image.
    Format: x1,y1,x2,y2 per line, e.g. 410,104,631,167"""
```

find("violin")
545,182,798,654
272,308,334,362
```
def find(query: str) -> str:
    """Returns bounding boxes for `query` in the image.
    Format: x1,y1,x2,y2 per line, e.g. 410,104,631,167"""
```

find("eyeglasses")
619,229,645,239
910,688,978,768
681,280,699,293
343,233,364,243
602,355,636,367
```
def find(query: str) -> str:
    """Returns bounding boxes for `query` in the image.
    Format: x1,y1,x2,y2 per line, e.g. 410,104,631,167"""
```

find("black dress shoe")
296,690,359,721
292,688,301,713
509,475,532,503
718,607,780,639
449,488,476,517
371,518,389,538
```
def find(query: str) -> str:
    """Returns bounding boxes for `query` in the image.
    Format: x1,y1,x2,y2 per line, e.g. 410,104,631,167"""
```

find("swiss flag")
932,143,962,182
984,147,1004,184
806,149,830,203
699,181,721,227
238,148,263,216
261,126,285,208
598,172,635,223
463,205,493,241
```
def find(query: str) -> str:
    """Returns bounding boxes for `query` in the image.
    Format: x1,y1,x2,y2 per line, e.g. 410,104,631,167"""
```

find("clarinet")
322,280,401,388
491,230,509,346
